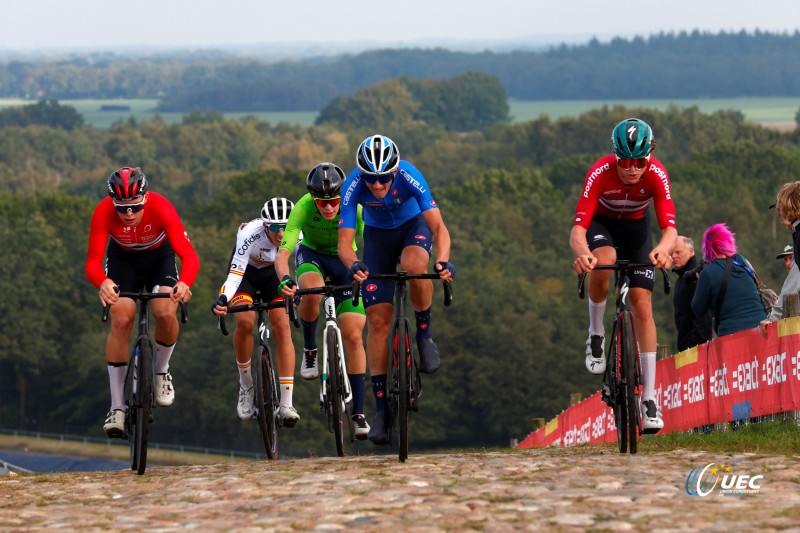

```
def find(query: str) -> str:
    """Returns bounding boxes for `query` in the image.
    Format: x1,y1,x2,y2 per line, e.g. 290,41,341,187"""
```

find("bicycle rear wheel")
327,328,346,457
611,323,628,454
620,311,639,454
130,339,153,475
254,346,279,460
397,319,410,462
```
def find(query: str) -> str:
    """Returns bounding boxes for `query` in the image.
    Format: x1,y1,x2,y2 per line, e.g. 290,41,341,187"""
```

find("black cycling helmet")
306,162,346,199
356,135,400,176
611,118,654,159
107,167,148,201
260,197,294,224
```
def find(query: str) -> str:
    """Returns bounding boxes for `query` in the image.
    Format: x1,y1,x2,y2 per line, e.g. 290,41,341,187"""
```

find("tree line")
1,103,800,455
2,31,800,110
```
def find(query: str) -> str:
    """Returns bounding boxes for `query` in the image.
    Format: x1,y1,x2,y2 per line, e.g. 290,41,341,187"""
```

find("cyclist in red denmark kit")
569,118,676,432
85,167,199,437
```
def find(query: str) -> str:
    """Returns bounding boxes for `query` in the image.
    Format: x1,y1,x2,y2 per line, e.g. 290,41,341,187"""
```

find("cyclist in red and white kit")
85,167,199,437
569,118,676,432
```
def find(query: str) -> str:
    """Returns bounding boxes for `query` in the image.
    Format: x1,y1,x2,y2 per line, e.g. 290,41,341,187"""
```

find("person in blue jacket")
691,223,766,336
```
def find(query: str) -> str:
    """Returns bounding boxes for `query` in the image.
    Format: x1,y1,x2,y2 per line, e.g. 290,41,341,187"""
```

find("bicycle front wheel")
327,327,346,457
254,346,279,460
397,319,410,462
620,311,639,455
131,339,153,475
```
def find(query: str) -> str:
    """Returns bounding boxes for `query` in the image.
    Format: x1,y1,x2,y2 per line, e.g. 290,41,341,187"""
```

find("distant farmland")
0,97,797,130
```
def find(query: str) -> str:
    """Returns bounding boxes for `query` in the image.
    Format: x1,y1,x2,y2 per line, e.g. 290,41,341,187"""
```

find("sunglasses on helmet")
112,196,146,214
313,196,340,208
616,155,650,170
361,171,395,185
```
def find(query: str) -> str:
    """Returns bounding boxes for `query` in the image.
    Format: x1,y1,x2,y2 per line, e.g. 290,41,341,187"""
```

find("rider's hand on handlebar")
211,294,228,316
278,275,297,297
650,249,672,270
348,261,369,282
98,279,119,306
573,254,597,274
434,261,456,281
171,281,192,303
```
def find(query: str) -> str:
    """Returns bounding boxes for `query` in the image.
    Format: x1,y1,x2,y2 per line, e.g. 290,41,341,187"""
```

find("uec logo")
685,463,763,496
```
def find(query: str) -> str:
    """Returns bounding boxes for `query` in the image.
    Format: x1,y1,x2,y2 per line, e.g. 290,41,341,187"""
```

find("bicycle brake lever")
661,267,672,295
352,280,361,307
286,296,300,328
578,272,587,299
218,315,229,336
442,280,453,307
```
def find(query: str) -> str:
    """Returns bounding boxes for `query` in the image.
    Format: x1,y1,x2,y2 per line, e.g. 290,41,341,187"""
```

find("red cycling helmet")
107,167,148,201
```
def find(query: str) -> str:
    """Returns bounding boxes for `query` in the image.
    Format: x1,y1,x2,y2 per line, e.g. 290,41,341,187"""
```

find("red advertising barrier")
517,317,800,448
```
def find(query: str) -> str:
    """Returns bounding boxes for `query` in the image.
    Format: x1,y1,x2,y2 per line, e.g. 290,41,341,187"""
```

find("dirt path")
2,447,799,531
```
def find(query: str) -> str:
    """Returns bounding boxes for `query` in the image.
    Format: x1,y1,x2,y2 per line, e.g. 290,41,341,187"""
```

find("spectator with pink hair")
690,223,766,336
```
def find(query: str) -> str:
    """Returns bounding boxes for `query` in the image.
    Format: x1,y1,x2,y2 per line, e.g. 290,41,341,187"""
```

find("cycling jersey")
339,160,439,230
218,219,283,302
85,192,199,288
573,154,676,231
280,193,363,255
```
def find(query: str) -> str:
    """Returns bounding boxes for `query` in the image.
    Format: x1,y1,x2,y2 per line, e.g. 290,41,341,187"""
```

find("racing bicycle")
292,284,357,457
578,260,670,454
356,272,453,462
218,294,294,460
102,288,188,475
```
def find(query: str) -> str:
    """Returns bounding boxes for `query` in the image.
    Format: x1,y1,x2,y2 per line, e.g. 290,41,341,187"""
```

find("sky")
1,0,798,55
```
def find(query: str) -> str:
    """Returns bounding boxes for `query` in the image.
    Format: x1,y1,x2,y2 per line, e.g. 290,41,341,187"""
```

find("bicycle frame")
578,260,670,454
319,292,353,412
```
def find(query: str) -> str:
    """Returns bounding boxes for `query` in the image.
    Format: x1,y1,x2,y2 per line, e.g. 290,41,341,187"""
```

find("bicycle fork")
319,296,352,408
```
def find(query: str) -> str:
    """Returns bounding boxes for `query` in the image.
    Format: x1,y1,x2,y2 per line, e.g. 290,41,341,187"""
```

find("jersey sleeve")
338,170,361,230
280,195,307,253
84,200,113,288
402,162,438,213
573,168,601,230
156,195,200,286
649,160,677,230
218,223,254,301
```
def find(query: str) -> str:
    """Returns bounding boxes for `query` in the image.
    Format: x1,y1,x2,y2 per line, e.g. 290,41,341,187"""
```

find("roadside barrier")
517,317,800,448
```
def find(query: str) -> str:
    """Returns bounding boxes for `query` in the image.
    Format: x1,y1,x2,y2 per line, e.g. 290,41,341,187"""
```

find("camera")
682,261,707,284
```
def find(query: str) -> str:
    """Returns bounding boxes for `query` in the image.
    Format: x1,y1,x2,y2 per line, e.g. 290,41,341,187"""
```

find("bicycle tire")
620,311,639,454
397,319,410,462
611,323,628,454
254,346,279,460
327,327,346,457
132,339,153,475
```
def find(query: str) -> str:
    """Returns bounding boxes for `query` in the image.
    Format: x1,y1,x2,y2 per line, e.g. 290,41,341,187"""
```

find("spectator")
776,242,793,272
671,236,713,351
762,189,800,328
691,223,766,336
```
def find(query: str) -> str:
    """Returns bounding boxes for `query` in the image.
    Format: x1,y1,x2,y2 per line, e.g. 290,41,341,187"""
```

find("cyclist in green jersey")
275,162,370,439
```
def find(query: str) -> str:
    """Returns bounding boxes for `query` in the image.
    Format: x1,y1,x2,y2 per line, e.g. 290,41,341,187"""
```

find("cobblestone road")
2,447,799,531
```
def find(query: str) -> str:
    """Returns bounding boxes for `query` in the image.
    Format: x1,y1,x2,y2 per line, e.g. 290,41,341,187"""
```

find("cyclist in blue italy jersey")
338,134,455,445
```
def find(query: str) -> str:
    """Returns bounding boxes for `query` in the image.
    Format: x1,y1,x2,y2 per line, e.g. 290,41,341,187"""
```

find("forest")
2,90,799,455
2,31,800,110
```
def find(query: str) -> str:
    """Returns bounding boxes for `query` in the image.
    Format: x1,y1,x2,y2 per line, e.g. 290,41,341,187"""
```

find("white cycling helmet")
261,197,294,224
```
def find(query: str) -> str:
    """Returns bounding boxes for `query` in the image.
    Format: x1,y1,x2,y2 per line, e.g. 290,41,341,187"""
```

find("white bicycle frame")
319,293,353,407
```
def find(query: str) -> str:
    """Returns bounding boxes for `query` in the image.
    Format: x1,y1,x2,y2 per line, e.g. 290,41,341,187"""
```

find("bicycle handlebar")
353,272,453,307
101,287,188,323
289,284,356,329
577,262,671,300
217,297,293,336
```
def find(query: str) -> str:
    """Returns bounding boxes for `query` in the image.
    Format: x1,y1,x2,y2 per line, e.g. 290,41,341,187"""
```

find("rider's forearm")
337,229,358,268
569,226,590,257
274,249,291,280
656,227,678,252
434,226,451,263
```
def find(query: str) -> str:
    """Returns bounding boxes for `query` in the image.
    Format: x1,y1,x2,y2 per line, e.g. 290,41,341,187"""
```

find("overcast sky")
1,0,798,53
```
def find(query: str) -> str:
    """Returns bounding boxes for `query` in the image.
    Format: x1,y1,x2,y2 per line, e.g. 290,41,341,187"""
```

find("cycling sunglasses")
313,196,340,208
268,223,286,233
113,197,146,214
616,155,650,170
361,171,395,185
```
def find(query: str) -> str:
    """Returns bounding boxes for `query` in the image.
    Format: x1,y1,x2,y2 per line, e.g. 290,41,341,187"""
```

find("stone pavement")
1,447,799,531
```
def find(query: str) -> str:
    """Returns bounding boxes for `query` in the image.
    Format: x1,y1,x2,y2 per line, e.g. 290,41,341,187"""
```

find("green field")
0,97,797,129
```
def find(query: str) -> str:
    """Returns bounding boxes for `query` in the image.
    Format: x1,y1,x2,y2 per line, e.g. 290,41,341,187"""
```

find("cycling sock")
640,352,656,401
279,376,294,406
238,359,254,389
415,307,432,339
301,318,318,351
154,340,176,374
108,362,127,411
588,299,606,336
372,374,387,413
349,373,366,415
